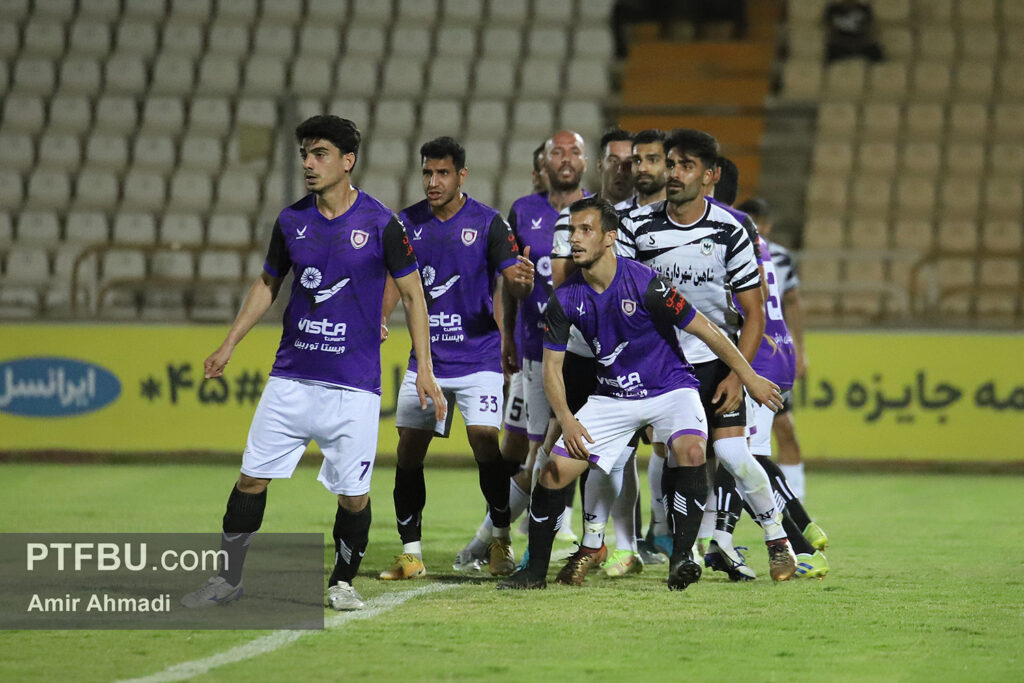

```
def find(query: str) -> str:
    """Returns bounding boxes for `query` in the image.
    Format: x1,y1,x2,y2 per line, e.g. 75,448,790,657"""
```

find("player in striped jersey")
618,130,797,580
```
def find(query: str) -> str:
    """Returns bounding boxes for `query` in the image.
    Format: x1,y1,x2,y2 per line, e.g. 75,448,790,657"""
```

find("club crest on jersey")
621,299,637,316
350,230,369,249
461,228,478,246
700,238,714,255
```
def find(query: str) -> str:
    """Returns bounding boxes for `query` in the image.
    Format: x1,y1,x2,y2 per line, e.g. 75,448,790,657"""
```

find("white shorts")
502,359,550,442
241,376,381,496
747,391,787,456
552,388,707,474
395,369,504,435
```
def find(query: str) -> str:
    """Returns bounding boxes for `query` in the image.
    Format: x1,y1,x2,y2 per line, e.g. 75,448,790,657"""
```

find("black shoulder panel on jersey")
543,290,571,347
382,215,418,276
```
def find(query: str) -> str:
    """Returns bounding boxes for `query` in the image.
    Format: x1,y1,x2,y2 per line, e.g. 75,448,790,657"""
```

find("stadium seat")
946,103,989,142
779,59,822,102
857,143,898,177
992,104,1024,141
435,26,478,58
151,250,195,280
1003,0,1024,24
251,22,295,58
525,27,569,60
401,173,424,208
997,63,1024,102
391,25,432,58
374,100,417,137
802,218,844,249
812,142,854,176
149,55,195,96
47,95,92,134
0,19,19,58
559,101,603,135
38,134,82,173
235,98,277,127
381,57,425,97
816,102,858,138
473,59,518,99
990,144,1024,173
787,24,823,61
179,135,224,172
198,251,243,280
214,170,261,214
960,27,998,61
981,220,1023,251
335,57,380,99
944,143,985,175
850,178,892,220
112,212,158,244
103,53,148,94
12,57,56,96
911,62,952,101
878,27,913,61
356,172,401,209
805,176,848,217
207,22,251,57
140,97,186,135
511,101,555,139
131,135,177,174
296,24,341,60
419,100,464,140
327,98,371,130
867,62,908,103
462,138,504,178
244,55,287,96
0,134,34,173
938,176,980,221
573,27,616,60
363,138,411,174
158,214,202,245
207,214,252,247
465,101,509,138
115,19,159,57
936,219,978,251
903,103,945,142
900,142,941,177
427,58,472,99
953,63,995,101
71,168,120,211
799,257,841,286
0,211,12,245
983,178,1024,219
65,211,110,244
3,246,51,286
351,0,394,23
294,97,326,121
861,103,902,141
161,21,205,56
564,60,607,99
94,96,139,133
57,57,102,95
259,0,302,25
188,97,233,136
914,0,953,24
15,211,61,246
120,171,167,212
957,0,996,25
916,27,956,62
443,0,485,24
25,169,71,211
196,55,241,95
824,60,866,100
892,219,934,252
395,0,440,25
0,170,24,207
344,22,388,60
480,27,524,58
191,289,239,322
167,170,214,212
77,0,121,19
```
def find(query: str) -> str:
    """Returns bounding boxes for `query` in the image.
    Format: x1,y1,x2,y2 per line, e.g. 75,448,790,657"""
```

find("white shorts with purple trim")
746,391,788,456
551,387,707,474
241,377,381,496
502,359,550,442
396,369,504,435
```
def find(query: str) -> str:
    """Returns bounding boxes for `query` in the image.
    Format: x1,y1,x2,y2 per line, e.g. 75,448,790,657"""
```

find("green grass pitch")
2,463,1023,682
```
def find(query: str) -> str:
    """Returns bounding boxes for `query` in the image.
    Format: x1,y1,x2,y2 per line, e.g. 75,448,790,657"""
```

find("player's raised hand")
512,245,535,285
561,416,594,459
712,371,744,415
416,372,447,422
204,344,233,379
744,374,785,413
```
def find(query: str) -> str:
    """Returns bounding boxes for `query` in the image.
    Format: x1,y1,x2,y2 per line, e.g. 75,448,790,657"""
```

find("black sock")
328,500,372,586
634,497,644,539
502,457,523,478
574,468,585,509
755,455,812,529
393,465,425,544
477,458,511,529
783,510,815,554
713,467,744,535
663,463,709,564
525,483,569,578
219,486,266,586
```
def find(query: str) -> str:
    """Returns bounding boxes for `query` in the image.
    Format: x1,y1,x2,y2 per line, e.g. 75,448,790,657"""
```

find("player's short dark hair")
664,128,719,170
420,136,466,170
600,126,634,155
713,156,739,205
737,197,772,222
533,142,546,172
295,115,361,159
632,128,667,152
569,196,620,234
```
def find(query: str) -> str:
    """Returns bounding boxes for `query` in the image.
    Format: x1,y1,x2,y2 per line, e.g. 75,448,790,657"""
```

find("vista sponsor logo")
0,357,121,417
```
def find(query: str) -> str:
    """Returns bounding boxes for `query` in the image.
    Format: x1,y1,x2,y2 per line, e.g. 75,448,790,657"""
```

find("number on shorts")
479,395,499,413
508,396,524,420
358,460,371,480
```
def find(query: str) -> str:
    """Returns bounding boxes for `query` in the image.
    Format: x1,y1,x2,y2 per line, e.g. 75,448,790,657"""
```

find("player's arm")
205,221,289,378
714,284,766,413
782,287,807,378
394,269,446,421
489,215,534,300
501,210,522,375
542,292,592,458
683,310,783,412
381,274,398,342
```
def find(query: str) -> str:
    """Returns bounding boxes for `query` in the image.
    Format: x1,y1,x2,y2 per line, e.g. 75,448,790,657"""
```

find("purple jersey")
264,191,418,394
399,195,519,378
741,236,796,389
544,257,700,400
508,191,589,363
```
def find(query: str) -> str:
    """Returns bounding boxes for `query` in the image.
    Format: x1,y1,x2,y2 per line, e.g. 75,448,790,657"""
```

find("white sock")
611,452,639,552
698,487,717,540
647,450,667,533
402,541,422,558
582,466,619,549
713,437,785,541
530,446,548,494
779,463,805,501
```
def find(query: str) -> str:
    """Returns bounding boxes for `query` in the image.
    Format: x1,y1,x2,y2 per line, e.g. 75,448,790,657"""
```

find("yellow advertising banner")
0,326,1021,461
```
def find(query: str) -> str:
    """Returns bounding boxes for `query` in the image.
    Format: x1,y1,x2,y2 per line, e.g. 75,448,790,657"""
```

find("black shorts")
778,390,793,415
563,351,598,414
692,359,746,430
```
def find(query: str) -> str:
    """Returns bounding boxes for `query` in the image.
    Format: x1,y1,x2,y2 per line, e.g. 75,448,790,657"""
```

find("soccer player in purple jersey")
497,197,783,591
181,116,445,612
378,137,535,580
618,131,798,581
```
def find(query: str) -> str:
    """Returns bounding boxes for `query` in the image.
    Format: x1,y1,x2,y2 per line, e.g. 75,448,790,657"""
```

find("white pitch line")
118,583,456,683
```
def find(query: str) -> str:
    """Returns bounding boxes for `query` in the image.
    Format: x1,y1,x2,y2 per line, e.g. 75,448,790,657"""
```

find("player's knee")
500,431,529,463
338,493,368,513
467,427,500,462
671,439,706,467
236,474,270,494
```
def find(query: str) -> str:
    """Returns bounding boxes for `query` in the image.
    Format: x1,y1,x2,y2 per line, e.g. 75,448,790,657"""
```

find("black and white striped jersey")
617,198,761,364
767,239,799,295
